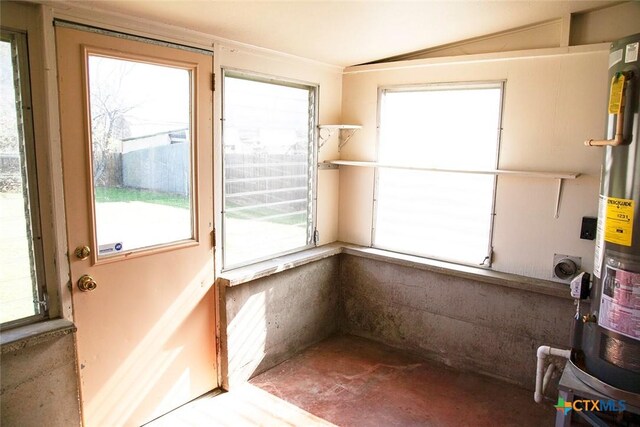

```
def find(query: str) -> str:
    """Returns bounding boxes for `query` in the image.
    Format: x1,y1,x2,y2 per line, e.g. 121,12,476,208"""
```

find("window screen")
222,72,315,268
374,83,503,265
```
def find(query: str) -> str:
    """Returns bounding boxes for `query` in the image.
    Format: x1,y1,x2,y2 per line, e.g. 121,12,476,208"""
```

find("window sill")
341,244,572,300
217,241,571,300
218,242,343,287
1,318,76,354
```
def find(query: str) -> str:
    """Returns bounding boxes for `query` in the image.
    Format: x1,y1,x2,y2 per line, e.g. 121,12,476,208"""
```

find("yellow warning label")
608,74,625,114
604,197,634,246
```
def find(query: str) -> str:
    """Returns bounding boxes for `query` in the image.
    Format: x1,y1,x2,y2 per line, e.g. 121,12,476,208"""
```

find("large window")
0,30,46,326
374,82,503,266
222,71,316,268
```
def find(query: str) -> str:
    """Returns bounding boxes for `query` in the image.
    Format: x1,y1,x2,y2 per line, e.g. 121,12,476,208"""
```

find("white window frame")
372,81,504,267
220,68,318,270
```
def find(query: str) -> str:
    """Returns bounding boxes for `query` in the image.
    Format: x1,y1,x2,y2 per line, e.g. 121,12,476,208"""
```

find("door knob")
74,245,91,260
77,275,97,292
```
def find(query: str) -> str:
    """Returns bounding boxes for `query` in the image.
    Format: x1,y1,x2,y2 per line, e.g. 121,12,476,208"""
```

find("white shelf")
325,160,580,179
322,160,581,218
318,125,362,130
318,125,362,151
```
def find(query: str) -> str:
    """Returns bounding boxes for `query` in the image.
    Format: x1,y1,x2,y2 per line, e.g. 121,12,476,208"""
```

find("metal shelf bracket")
554,178,565,219
318,125,361,151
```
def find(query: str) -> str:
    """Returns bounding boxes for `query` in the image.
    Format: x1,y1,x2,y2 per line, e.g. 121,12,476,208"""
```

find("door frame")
55,22,221,425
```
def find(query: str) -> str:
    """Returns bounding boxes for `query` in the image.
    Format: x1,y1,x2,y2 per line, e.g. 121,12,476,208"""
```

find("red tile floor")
148,334,556,426
250,335,555,427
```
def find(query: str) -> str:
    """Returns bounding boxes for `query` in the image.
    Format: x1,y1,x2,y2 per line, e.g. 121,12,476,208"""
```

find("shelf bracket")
554,178,564,219
318,162,339,170
338,128,359,152
318,127,334,149
317,125,361,151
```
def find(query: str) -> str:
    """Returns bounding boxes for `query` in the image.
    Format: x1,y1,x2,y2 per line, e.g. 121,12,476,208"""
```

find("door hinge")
313,228,320,245
211,73,216,92
211,228,217,248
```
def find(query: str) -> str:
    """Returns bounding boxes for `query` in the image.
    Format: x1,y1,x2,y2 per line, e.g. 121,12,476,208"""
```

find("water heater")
579,33,640,395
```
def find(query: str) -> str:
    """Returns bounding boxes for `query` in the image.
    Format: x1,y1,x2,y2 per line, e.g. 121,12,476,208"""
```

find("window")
222,71,316,268
374,82,503,265
86,53,195,258
0,30,47,326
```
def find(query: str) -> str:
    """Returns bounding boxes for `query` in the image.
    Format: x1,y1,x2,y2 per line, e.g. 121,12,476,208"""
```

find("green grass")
95,187,190,209
95,187,306,225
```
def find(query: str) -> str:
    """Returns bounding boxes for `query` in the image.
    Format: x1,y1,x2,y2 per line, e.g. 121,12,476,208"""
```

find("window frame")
81,47,200,264
371,81,505,268
0,28,48,328
220,68,319,271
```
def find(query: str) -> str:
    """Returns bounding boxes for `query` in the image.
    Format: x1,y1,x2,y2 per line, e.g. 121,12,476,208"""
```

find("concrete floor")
149,335,556,426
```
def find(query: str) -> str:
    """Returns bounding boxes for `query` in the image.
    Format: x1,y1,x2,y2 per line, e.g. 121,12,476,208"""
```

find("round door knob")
77,275,97,292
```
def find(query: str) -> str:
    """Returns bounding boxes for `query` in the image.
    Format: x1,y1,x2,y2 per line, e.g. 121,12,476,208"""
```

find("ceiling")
59,1,615,67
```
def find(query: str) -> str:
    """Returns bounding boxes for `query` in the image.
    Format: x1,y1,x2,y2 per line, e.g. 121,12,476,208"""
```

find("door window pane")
0,32,44,324
223,73,315,268
87,55,194,258
374,84,503,265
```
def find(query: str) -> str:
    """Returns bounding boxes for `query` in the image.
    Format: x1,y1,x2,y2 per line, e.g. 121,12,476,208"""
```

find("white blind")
374,83,502,265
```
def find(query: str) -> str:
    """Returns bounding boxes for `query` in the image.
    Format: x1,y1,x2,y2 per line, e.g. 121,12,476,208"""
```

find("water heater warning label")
608,74,626,114
599,266,640,341
604,197,634,247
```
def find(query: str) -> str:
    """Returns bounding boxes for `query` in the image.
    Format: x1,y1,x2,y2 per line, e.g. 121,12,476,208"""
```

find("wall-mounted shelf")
318,125,361,151
324,160,580,179
320,160,581,218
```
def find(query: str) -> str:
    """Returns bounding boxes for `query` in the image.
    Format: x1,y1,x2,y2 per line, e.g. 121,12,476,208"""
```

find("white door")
56,26,217,426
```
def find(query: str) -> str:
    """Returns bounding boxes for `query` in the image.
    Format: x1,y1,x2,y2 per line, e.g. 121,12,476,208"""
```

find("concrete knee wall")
340,255,572,389
1,332,82,427
223,257,342,388
224,253,572,390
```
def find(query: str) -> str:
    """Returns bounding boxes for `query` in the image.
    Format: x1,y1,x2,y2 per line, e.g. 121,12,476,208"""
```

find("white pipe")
542,363,555,394
535,345,571,403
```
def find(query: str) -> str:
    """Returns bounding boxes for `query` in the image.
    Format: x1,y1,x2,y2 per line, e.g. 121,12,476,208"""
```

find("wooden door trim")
79,44,203,265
